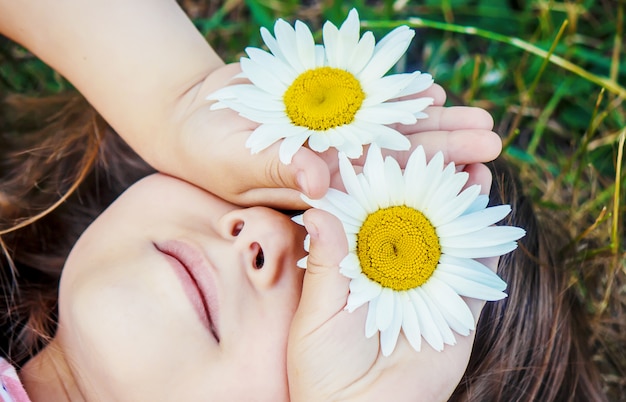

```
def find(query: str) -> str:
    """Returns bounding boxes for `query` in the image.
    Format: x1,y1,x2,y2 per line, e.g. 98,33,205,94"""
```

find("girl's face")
54,174,306,401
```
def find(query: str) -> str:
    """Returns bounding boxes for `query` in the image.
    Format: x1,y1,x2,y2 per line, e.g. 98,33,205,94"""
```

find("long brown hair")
0,91,606,400
450,160,606,401
0,92,154,366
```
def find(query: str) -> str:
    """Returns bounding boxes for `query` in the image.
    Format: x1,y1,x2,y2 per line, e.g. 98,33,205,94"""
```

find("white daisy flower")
208,9,434,164
295,145,525,356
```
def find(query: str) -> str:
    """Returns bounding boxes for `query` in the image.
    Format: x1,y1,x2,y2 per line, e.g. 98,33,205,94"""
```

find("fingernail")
296,171,309,195
304,219,319,240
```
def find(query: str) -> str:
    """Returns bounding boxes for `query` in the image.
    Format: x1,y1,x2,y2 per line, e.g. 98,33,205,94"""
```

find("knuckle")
265,157,290,187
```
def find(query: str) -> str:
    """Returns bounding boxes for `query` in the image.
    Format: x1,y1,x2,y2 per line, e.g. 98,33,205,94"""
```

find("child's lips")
154,240,220,341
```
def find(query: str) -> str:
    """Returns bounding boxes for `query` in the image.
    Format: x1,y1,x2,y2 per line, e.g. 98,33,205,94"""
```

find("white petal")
400,292,422,352
340,9,360,42
433,269,507,301
322,19,340,67
241,57,287,95
348,31,375,75
376,287,395,332
356,104,418,125
230,104,289,124
219,85,285,111
376,97,434,117
357,175,374,209
347,275,382,312
423,277,475,335
260,26,284,61
324,189,367,226
408,151,444,210
341,221,362,236
307,131,331,153
361,72,424,105
395,72,434,97
296,255,308,269
358,26,414,82
319,128,338,148
279,129,312,164
384,156,405,205
209,84,283,111
404,145,428,202
291,214,304,226
245,47,297,84
314,45,326,67
463,194,489,215
443,241,520,259
339,153,377,212
439,254,506,290
362,145,390,208
426,171,469,210
339,253,362,279
429,184,482,227
207,84,243,101
346,233,358,252
332,127,366,159
374,25,412,54
365,298,379,338
369,125,411,151
416,287,457,346
408,289,444,351
246,123,294,154
303,235,311,254
303,188,358,217
440,226,526,248
335,8,361,70
380,293,403,356
349,120,405,148
437,205,512,237
273,18,304,71
295,20,317,69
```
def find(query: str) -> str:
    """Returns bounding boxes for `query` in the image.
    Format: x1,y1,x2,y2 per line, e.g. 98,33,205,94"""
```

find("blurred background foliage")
1,0,625,398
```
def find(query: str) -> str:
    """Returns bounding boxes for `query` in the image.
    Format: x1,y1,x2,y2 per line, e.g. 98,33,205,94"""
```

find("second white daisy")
208,9,434,164
296,145,525,356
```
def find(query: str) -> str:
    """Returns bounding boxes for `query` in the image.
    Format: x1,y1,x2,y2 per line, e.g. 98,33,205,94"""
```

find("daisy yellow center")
356,205,441,291
283,67,365,131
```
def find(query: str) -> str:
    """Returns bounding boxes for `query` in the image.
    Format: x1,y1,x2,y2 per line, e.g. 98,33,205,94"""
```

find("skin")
288,210,497,402
0,0,501,209
17,146,496,401
20,174,307,401
0,2,503,399
17,148,496,402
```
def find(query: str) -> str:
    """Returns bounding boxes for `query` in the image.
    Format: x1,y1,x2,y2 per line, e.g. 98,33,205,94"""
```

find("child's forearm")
0,0,223,163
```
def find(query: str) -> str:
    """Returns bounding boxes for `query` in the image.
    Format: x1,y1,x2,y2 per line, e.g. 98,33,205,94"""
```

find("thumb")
293,209,351,332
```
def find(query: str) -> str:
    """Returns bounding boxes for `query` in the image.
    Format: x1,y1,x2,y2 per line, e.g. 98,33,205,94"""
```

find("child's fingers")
292,209,351,334
395,105,495,133
196,125,331,208
405,129,502,165
233,146,331,208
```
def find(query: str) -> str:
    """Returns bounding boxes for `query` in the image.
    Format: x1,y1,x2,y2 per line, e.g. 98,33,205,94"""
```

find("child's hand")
161,63,500,210
288,208,492,401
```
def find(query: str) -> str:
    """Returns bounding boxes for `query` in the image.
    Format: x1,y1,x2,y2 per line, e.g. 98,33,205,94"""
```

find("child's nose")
219,207,304,290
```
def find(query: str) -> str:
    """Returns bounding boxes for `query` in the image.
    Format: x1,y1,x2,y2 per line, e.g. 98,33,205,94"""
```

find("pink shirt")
0,359,30,402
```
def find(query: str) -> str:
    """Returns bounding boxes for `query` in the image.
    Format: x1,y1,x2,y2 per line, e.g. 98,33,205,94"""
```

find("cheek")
230,323,292,402
57,252,218,400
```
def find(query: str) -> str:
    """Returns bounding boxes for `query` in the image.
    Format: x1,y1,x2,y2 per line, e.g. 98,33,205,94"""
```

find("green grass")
1,0,625,397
